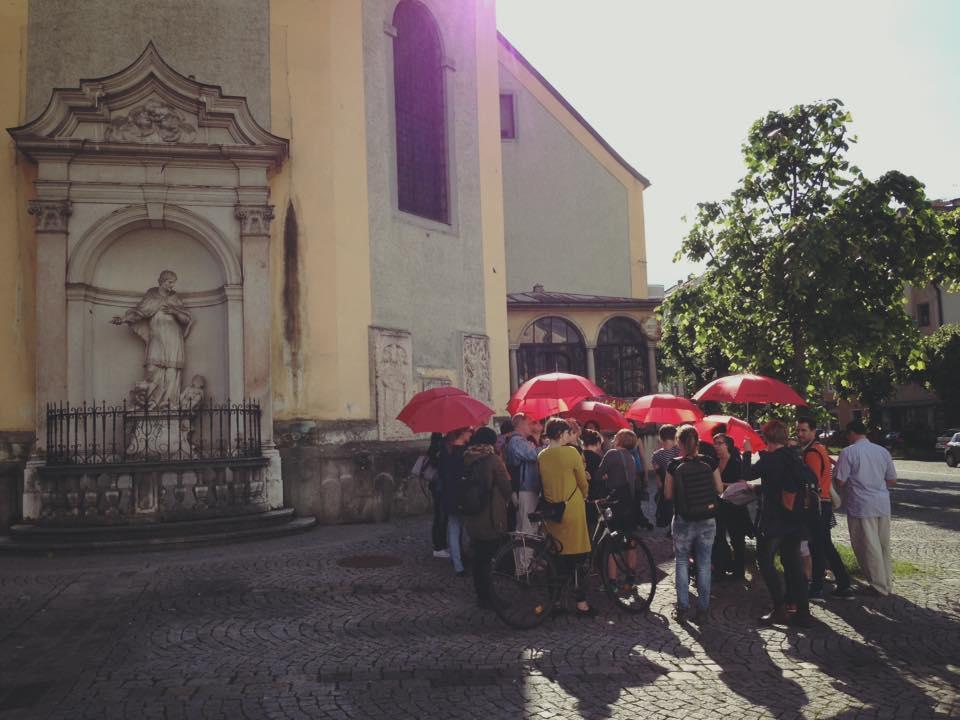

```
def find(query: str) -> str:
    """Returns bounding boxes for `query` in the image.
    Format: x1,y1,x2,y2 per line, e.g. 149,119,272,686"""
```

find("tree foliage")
659,100,959,423
911,323,960,424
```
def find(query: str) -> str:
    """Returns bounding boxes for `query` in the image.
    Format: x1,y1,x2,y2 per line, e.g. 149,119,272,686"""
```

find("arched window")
517,316,586,384
392,0,448,223
596,317,649,398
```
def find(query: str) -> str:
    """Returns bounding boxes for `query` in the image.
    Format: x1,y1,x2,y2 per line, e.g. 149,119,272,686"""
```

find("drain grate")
336,554,403,569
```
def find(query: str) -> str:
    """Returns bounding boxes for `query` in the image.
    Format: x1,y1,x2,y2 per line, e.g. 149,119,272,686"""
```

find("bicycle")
488,498,658,629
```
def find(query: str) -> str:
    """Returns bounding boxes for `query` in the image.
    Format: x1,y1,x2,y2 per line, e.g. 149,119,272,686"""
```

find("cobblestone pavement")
1,460,959,719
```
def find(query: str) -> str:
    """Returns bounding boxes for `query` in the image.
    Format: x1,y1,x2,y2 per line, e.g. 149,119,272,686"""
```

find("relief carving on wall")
27,199,72,232
105,99,197,143
373,329,414,440
462,334,491,402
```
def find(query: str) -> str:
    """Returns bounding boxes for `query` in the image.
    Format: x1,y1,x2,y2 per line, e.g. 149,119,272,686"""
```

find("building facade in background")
0,0,656,531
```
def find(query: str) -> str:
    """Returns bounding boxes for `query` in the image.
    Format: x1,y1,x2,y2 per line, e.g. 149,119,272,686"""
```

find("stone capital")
27,199,72,233
235,204,275,236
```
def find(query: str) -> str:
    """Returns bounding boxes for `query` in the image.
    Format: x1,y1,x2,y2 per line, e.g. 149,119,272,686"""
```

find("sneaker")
455,570,467,577
787,611,812,628
830,586,856,600
808,586,826,603
694,609,710,625
759,607,790,626
433,549,451,559
672,605,688,623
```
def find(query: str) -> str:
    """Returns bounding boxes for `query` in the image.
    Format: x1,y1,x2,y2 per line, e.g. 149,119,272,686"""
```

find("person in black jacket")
742,420,811,627
438,427,473,577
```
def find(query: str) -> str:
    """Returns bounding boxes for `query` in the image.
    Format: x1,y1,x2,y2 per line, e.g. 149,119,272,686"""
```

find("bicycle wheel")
489,535,558,629
600,530,657,613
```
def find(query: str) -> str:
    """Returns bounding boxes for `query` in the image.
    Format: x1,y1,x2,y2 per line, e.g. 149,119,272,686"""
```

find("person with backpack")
538,418,594,617
796,417,853,600
438,427,473,577
664,425,724,624
742,419,812,627
462,427,515,609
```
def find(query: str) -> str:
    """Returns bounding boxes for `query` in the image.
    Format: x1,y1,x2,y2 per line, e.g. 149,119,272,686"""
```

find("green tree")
659,100,959,425
912,323,960,425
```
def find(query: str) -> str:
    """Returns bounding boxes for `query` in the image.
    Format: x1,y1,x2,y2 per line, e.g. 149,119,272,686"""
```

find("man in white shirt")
834,419,897,596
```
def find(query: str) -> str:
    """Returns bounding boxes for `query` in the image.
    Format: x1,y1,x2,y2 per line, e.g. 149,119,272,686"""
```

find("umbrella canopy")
563,401,630,432
396,386,468,426
696,415,766,452
508,397,571,421
508,373,605,417
397,389,494,434
625,394,704,425
692,373,806,405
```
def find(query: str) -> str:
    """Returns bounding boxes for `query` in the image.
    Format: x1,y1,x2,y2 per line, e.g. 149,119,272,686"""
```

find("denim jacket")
503,433,541,494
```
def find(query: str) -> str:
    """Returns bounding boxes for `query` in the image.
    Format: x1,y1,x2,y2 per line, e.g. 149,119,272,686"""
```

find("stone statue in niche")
105,99,197,143
111,270,192,410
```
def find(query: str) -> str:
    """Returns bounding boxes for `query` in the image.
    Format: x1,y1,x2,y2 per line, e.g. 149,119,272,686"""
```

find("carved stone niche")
371,328,414,441
9,44,290,522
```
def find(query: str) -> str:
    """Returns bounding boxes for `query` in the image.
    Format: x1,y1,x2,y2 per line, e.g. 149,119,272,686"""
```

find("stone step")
0,509,317,553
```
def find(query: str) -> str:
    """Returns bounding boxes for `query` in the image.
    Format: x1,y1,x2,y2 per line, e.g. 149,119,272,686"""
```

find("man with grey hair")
503,413,542,548
834,419,897,596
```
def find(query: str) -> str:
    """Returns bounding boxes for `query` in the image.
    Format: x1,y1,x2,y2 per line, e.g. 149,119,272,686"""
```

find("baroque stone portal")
112,270,192,409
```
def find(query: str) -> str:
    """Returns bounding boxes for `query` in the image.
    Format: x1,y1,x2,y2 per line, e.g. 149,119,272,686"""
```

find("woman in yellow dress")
537,418,594,616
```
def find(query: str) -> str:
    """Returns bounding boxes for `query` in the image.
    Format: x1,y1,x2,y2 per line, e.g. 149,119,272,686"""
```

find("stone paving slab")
1,461,959,719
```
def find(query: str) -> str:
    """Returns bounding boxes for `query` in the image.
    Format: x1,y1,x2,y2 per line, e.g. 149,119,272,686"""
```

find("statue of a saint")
112,270,192,409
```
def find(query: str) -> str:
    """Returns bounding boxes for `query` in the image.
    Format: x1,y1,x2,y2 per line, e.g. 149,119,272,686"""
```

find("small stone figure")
179,375,206,412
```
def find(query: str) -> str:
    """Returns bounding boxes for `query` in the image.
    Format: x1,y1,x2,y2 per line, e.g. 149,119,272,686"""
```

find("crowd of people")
414,412,898,629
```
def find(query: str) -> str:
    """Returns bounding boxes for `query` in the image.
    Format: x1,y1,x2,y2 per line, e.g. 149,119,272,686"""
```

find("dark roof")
508,289,660,310
497,32,651,189
933,197,960,210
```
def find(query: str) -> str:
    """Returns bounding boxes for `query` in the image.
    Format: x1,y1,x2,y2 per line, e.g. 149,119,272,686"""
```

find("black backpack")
454,462,488,516
672,457,718,521
782,450,822,520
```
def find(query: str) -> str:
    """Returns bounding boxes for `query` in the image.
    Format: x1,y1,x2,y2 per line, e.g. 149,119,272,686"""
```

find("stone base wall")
276,420,431,525
0,432,35,532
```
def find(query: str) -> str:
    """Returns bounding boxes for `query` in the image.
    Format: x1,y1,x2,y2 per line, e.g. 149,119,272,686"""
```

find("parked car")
935,428,960,452
818,429,843,446
881,431,904,449
946,433,960,468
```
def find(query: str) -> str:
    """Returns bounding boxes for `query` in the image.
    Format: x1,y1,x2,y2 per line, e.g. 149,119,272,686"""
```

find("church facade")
0,0,656,532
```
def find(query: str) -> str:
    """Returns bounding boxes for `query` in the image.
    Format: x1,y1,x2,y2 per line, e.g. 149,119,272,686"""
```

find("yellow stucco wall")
497,41,649,300
475,1,511,413
269,0,373,421
507,307,657,349
0,0,36,432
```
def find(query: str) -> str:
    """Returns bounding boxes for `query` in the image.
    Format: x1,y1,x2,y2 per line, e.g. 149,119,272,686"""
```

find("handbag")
537,485,577,523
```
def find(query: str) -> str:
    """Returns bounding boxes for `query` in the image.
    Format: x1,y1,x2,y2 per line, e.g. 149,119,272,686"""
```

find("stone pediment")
9,42,287,164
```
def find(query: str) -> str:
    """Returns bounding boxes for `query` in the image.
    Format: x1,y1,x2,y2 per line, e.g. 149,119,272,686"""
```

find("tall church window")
595,317,649,398
517,316,586,385
393,0,448,223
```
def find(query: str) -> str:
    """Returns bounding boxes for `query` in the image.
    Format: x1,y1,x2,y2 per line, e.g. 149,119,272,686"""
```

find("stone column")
24,199,71,520
647,342,658,394
508,348,519,394
236,205,275,438
585,346,597,383
236,203,282,509
29,199,71,452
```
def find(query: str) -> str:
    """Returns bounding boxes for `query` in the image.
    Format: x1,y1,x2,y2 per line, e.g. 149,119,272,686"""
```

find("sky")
495,0,960,291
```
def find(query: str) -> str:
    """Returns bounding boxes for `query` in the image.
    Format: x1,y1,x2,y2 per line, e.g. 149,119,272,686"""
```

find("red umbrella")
396,387,468,426
563,401,630,432
692,373,806,405
508,397,570,421
696,415,766,452
625,394,704,425
508,373,605,417
397,390,494,433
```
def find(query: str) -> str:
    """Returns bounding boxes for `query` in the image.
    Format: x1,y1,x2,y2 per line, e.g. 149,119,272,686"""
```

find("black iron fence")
46,400,262,466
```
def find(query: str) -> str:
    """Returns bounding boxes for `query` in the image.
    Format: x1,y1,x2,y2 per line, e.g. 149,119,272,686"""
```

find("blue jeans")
447,514,464,573
672,516,717,611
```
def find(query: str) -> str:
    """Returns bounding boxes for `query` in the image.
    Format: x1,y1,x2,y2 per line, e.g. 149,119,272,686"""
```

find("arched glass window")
596,317,649,398
517,316,586,384
392,0,448,223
